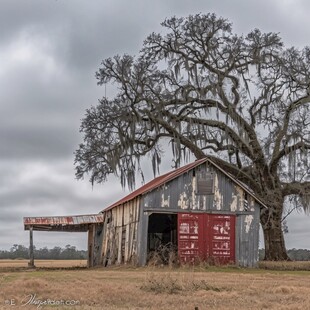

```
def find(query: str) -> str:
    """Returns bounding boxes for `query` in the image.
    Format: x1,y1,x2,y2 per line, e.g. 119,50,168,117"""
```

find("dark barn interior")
147,213,177,263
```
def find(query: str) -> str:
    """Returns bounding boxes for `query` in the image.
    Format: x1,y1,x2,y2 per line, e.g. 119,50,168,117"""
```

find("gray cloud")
0,159,128,249
0,0,309,251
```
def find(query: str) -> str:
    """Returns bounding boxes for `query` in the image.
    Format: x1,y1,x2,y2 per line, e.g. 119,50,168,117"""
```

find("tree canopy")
75,13,310,260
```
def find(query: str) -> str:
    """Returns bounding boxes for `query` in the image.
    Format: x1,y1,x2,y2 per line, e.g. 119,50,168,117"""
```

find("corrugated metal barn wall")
95,197,140,266
235,203,260,267
141,162,257,213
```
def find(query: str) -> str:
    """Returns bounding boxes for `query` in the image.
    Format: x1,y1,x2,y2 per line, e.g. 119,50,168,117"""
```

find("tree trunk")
260,202,290,261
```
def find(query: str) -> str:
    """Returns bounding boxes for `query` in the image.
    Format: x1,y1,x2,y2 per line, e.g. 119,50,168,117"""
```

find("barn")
24,157,265,268
94,157,265,268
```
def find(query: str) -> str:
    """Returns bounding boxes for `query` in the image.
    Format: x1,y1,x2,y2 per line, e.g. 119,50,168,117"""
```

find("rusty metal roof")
24,214,104,232
102,157,267,212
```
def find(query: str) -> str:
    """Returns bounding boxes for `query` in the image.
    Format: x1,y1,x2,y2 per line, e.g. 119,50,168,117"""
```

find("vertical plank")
116,205,123,227
124,224,130,262
117,226,122,264
102,212,111,266
99,213,107,265
108,214,117,265
112,208,117,227
88,224,94,267
135,197,140,222
123,202,130,226
137,210,148,266
29,227,35,268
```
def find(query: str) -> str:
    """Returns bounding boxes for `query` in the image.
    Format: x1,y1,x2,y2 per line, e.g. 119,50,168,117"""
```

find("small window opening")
196,172,214,195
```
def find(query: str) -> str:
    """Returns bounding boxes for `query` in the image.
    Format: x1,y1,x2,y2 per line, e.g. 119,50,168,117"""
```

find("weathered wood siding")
98,197,140,266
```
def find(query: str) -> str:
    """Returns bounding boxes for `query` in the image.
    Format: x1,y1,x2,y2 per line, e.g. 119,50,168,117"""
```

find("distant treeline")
259,248,310,261
0,244,87,260
1,245,310,261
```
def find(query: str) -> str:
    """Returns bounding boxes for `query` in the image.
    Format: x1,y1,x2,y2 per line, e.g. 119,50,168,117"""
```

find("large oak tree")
75,14,310,260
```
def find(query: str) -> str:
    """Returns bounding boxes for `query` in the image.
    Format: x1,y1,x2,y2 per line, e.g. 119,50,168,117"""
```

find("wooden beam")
28,226,35,268
87,224,95,267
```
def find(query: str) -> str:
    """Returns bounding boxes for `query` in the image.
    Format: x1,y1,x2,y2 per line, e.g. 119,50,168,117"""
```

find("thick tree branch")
206,155,260,193
282,181,310,196
271,142,310,170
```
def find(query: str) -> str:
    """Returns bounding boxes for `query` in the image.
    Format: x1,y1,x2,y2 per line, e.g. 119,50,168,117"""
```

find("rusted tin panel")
24,214,104,226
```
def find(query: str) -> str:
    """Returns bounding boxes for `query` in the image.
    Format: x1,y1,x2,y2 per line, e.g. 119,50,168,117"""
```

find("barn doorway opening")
147,213,178,265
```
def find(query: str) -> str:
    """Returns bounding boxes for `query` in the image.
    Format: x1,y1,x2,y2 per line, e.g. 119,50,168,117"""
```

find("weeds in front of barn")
140,272,225,294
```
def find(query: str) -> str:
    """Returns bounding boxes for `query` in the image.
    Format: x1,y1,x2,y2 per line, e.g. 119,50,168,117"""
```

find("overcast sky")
1,0,309,251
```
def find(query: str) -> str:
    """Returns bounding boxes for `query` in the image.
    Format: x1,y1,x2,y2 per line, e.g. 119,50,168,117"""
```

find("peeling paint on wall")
178,192,188,209
161,193,170,208
244,215,253,233
230,194,238,211
202,196,207,210
236,186,244,211
192,177,197,210
249,196,255,211
213,174,223,210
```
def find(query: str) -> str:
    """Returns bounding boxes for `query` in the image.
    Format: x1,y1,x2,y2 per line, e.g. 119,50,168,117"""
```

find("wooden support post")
28,226,35,268
88,225,94,268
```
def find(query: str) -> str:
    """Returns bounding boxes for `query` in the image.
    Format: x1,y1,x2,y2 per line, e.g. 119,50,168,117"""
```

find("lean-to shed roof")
24,214,104,231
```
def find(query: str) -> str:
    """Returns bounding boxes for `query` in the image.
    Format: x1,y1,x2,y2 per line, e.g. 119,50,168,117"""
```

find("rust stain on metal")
24,214,104,226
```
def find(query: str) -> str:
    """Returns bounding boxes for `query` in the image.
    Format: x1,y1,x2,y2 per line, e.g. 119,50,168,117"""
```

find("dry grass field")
0,259,87,269
0,260,310,310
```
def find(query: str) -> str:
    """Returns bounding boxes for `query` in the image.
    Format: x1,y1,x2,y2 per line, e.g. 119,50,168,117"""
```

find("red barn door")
177,213,204,263
178,213,235,264
206,215,235,264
